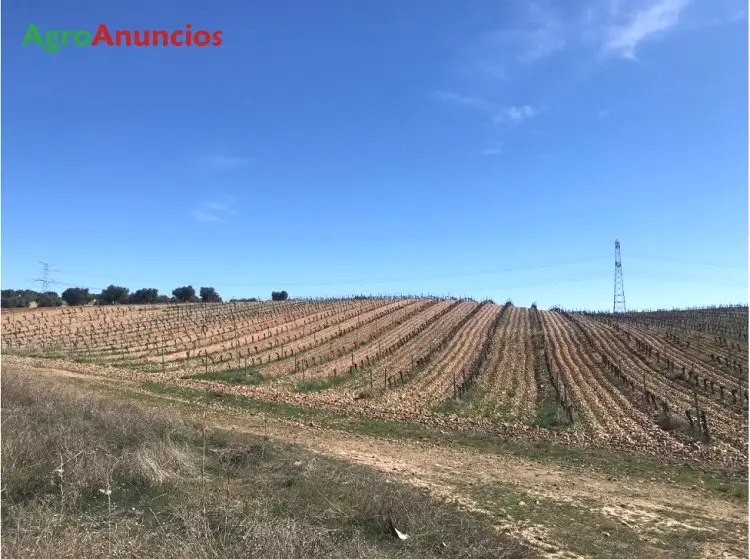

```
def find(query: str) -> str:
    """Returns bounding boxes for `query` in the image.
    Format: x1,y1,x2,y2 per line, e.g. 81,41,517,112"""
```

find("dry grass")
1,368,534,558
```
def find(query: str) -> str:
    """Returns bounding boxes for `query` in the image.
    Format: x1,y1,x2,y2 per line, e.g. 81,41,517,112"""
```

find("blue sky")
2,0,747,310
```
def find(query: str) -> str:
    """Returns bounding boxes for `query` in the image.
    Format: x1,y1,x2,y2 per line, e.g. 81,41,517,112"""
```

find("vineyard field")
3,298,748,467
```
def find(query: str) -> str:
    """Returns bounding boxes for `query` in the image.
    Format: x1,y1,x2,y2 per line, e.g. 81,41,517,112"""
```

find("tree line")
1,286,288,308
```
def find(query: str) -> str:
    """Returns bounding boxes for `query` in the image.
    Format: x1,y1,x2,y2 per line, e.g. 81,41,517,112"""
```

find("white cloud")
494,105,538,124
485,26,566,67
433,91,495,112
512,1,567,63
471,2,568,79
207,202,237,215
469,0,722,70
683,5,746,29
435,0,739,150
191,210,224,223
602,0,689,59
191,198,238,223
480,144,504,156
436,92,539,126
473,61,509,81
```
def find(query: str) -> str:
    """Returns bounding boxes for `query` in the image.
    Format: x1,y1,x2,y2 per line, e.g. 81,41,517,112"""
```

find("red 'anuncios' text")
91,23,223,47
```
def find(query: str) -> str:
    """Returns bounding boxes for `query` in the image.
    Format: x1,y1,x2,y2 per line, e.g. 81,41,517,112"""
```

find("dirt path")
10,362,749,558
236,415,746,555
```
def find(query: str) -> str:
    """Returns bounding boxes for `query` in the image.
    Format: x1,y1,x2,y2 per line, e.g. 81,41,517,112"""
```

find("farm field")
2,297,748,558
3,297,748,465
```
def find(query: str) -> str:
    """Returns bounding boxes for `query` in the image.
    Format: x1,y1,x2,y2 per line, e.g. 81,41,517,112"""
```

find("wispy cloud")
493,105,538,124
466,0,735,72
207,202,237,214
438,2,562,141
480,143,504,156
434,91,495,112
683,5,746,30
602,0,689,59
510,1,568,64
191,210,224,223
436,91,540,126
436,0,738,151
470,1,568,79
191,198,238,223
482,25,566,68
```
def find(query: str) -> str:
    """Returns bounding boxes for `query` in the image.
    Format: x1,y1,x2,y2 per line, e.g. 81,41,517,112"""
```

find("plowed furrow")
260,299,433,376
544,312,667,450
364,301,479,394
409,303,501,404
471,307,536,422
579,316,746,452
297,299,456,382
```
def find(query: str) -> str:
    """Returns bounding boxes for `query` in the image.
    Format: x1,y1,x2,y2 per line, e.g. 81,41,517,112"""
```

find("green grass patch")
532,399,572,430
138,381,747,503
295,374,348,393
5,349,70,360
185,366,266,386
70,355,101,364
141,381,312,420
119,361,163,372
435,398,463,414
434,384,480,414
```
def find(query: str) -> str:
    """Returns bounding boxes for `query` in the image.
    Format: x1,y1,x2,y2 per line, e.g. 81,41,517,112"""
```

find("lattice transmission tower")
33,261,57,292
613,240,626,313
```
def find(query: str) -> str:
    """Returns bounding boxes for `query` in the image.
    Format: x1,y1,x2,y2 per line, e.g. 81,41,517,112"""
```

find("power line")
26,277,109,293
49,257,611,288
26,252,745,294
627,255,746,270
622,272,747,288
47,254,744,290
33,262,58,292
